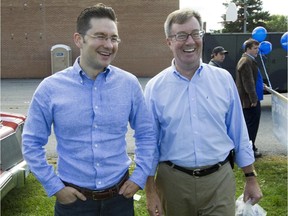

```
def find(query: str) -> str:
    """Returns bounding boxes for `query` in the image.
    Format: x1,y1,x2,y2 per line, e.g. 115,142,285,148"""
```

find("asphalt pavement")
1,78,287,158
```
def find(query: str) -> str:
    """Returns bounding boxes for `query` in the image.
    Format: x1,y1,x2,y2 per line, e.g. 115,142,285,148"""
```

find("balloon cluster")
251,26,288,54
248,27,287,89
252,26,272,55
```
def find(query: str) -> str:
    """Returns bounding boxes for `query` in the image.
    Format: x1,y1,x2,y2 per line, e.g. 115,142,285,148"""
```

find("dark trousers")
54,195,134,216
243,101,261,151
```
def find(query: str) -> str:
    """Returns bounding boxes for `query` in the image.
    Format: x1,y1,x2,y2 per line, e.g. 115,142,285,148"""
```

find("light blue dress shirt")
144,60,254,175
22,57,156,197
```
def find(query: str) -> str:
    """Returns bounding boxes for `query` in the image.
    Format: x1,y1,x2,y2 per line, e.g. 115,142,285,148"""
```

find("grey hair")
164,8,202,37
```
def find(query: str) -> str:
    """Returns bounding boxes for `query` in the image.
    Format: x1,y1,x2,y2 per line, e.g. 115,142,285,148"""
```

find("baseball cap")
212,46,228,54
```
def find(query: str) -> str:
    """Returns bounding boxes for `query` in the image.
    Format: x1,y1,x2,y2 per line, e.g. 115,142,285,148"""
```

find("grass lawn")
1,155,287,216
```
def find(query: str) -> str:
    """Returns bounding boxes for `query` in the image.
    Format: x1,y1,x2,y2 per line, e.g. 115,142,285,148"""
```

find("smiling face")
167,17,203,75
74,18,119,78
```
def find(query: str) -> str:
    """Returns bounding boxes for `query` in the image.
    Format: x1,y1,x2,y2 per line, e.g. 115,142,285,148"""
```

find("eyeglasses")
84,33,121,44
169,30,205,41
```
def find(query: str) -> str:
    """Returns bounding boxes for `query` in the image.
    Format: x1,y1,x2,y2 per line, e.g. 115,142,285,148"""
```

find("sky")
180,0,287,32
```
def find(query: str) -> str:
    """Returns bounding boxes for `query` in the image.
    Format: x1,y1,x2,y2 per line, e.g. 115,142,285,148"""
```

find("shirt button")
98,181,101,185
96,163,100,166
94,125,98,128
95,106,98,109
94,87,97,90
95,144,98,148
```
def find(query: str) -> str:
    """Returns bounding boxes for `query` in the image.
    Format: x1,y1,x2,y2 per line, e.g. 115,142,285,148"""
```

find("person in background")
144,8,262,216
22,3,156,216
236,38,264,158
208,46,228,68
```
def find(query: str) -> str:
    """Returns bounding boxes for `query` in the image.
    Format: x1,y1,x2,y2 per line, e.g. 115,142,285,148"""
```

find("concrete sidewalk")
1,79,287,157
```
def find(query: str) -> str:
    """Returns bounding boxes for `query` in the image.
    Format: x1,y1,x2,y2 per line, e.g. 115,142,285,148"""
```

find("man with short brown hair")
22,4,156,216
236,38,263,158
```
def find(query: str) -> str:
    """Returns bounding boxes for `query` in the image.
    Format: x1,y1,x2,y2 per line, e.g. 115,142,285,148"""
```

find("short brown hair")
77,3,117,35
243,38,259,51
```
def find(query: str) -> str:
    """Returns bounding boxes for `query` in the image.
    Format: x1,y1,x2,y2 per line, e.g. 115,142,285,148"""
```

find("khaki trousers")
156,162,236,216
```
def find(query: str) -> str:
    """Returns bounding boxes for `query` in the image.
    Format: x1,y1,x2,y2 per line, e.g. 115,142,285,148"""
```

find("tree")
265,15,288,32
222,0,271,33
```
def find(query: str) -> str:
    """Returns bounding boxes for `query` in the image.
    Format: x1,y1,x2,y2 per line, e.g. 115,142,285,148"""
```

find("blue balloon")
259,41,272,55
280,32,288,51
242,42,246,51
252,27,267,42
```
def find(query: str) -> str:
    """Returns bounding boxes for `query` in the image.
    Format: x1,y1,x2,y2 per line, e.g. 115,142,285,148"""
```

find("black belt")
163,158,229,177
63,171,129,200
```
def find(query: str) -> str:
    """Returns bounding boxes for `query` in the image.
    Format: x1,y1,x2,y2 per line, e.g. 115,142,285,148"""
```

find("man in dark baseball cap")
209,46,228,68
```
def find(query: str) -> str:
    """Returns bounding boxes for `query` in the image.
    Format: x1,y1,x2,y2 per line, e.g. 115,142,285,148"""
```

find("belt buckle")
192,168,201,177
92,191,101,200
109,188,117,196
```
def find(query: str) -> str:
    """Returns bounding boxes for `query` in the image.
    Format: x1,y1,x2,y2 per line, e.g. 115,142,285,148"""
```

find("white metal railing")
264,86,288,146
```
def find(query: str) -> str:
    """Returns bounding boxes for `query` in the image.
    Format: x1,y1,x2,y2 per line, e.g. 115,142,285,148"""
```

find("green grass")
1,155,287,216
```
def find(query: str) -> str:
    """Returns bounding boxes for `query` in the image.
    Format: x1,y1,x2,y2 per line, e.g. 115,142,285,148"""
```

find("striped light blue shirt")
22,57,156,197
144,60,254,175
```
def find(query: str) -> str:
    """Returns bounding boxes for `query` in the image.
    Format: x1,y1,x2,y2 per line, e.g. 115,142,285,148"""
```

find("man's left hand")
119,180,140,199
243,177,263,205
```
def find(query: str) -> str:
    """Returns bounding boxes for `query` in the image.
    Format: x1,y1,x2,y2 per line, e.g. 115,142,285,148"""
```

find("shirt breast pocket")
198,97,228,122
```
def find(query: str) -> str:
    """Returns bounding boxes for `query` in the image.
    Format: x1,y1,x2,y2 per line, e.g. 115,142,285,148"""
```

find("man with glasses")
22,4,156,216
144,8,262,216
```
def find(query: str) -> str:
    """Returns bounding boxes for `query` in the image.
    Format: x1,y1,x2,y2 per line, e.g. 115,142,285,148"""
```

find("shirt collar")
72,57,111,84
245,53,256,60
211,60,222,67
171,58,204,80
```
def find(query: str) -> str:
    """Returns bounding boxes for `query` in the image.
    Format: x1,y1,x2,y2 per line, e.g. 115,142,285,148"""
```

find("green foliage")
1,156,287,216
265,15,288,32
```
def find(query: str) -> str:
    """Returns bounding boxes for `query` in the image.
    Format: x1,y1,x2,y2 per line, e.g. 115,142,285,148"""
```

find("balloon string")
259,53,272,89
